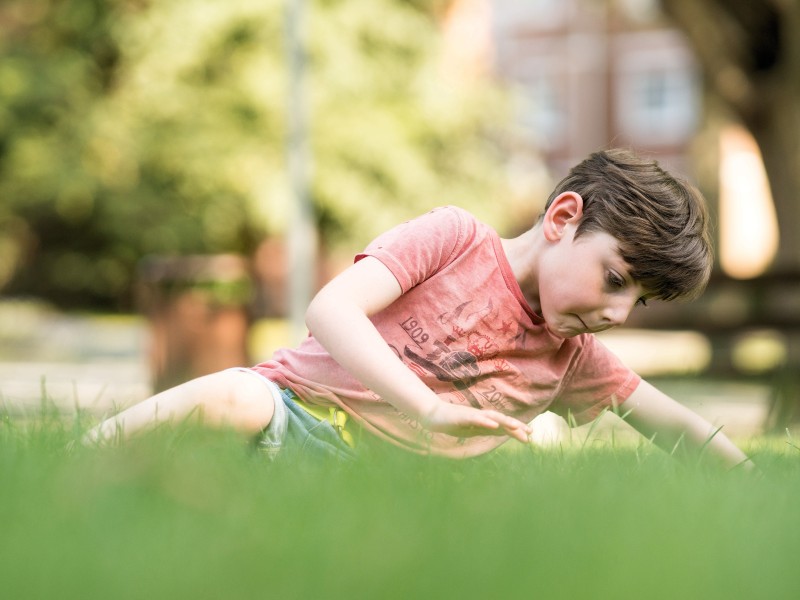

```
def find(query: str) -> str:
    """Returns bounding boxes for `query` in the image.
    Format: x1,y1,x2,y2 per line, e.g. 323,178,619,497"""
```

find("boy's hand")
422,402,532,443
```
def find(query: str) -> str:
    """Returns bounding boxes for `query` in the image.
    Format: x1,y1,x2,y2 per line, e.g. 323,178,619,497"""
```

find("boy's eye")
606,272,625,289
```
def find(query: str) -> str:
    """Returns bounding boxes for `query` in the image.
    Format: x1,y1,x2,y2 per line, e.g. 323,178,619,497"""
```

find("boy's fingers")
473,414,500,429
475,411,531,443
488,413,532,443
509,427,532,443
486,411,532,433
441,406,531,442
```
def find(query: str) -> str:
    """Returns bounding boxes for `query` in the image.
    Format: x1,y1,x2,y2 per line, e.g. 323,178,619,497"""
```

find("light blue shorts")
227,368,355,461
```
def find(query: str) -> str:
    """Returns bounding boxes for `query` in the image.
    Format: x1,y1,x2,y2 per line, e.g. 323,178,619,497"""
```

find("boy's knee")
199,369,277,433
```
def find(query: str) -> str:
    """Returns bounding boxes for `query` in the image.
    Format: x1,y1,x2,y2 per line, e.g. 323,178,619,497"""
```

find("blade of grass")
668,432,684,457
580,408,608,450
786,428,800,452
698,424,724,456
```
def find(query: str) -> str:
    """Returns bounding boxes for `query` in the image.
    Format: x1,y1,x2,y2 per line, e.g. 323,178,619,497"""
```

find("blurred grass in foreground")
1,412,798,600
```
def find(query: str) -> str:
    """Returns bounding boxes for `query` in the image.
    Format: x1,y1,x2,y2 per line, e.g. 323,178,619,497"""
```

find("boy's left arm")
619,379,753,470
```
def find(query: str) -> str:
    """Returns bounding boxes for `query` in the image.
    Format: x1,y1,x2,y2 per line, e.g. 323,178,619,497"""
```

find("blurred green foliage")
0,0,512,310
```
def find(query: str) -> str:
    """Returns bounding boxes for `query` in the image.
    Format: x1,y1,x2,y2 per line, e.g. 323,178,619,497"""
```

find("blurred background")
0,0,797,439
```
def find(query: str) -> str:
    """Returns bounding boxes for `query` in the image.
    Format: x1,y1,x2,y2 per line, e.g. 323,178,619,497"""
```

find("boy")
86,149,751,468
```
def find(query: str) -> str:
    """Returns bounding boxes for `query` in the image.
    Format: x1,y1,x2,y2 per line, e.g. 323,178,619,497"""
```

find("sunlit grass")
1,410,798,600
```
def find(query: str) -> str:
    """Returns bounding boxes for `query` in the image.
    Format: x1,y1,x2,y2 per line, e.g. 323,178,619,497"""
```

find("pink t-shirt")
254,206,640,457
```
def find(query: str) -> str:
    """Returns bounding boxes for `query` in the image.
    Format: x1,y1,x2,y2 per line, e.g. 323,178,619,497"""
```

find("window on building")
514,76,566,150
491,0,569,32
617,64,699,145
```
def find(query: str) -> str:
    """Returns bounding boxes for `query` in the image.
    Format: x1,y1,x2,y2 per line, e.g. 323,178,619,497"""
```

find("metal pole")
285,0,316,346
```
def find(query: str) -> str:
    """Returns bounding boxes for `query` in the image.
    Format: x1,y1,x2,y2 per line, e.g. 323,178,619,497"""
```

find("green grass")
1,411,798,600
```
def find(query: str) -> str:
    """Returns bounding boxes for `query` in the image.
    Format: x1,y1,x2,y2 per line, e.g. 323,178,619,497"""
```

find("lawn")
1,411,798,600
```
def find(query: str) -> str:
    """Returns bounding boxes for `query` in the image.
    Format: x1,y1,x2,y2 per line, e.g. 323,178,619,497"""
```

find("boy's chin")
544,321,582,339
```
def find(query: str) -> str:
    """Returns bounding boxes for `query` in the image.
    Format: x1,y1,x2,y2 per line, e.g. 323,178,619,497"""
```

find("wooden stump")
138,255,252,392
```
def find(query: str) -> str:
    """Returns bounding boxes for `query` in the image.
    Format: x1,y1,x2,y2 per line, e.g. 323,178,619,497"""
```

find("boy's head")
542,148,712,301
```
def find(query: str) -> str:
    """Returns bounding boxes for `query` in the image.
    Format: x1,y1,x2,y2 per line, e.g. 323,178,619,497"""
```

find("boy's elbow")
305,286,346,333
306,286,371,336
304,292,326,333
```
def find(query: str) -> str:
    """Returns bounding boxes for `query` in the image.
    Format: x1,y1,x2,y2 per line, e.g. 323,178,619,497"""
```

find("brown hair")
543,148,712,301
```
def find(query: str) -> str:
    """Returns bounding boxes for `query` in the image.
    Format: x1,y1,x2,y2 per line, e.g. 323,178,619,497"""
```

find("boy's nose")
600,301,634,327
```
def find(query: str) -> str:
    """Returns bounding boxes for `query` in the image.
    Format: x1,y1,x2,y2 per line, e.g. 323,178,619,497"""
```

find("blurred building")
448,0,701,180
490,0,700,178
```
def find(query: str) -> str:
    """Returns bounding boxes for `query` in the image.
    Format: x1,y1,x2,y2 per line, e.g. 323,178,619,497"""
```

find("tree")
0,0,271,309
659,0,800,272
0,0,514,310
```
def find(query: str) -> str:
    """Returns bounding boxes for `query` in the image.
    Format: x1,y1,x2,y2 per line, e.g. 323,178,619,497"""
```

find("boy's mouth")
575,314,589,332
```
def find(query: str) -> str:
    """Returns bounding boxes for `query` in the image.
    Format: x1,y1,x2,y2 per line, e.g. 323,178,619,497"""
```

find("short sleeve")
355,206,473,293
548,336,641,425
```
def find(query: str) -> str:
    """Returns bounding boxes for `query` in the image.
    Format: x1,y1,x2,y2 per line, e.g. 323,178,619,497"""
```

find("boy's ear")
543,192,584,241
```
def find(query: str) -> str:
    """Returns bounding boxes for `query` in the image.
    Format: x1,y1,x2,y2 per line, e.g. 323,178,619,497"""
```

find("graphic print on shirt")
403,346,482,407
396,299,528,413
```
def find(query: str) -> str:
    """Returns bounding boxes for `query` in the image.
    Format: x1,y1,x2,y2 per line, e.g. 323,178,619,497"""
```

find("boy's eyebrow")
613,253,642,285
611,253,636,281
609,247,648,289
619,264,652,296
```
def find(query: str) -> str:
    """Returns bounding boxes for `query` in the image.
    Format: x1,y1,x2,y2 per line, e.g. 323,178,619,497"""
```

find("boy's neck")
500,227,543,314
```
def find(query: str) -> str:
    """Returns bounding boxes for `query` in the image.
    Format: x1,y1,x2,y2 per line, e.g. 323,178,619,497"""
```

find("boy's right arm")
619,379,753,470
305,256,531,442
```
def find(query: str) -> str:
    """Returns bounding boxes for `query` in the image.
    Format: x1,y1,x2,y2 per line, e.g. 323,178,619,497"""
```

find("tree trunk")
749,97,800,272
744,0,800,273
138,255,252,393
660,0,800,271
